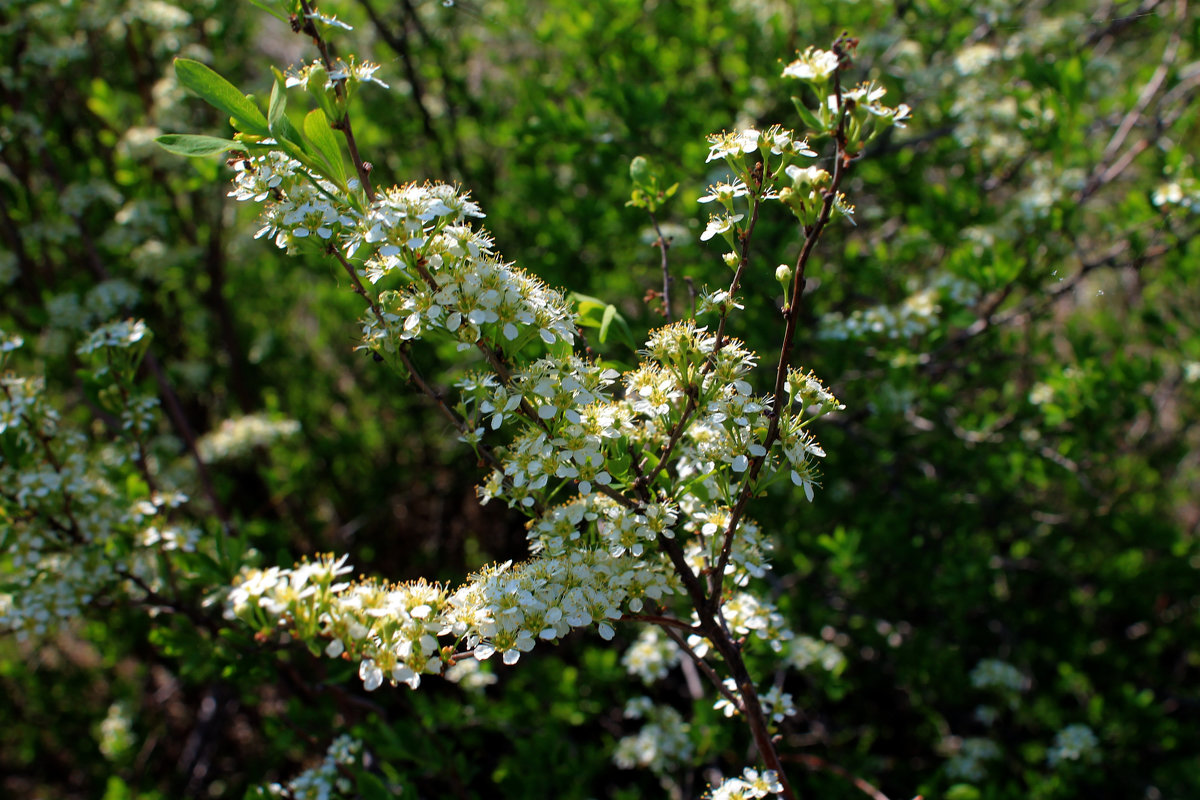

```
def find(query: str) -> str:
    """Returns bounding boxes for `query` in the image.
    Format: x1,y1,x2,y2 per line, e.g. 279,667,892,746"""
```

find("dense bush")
2,1,1198,799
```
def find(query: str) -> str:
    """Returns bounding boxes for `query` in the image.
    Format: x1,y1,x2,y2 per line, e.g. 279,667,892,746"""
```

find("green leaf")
185,551,226,584
154,134,242,157
792,97,824,135
303,109,347,185
599,303,617,343
267,71,287,133
571,293,608,327
629,155,652,184
305,65,342,123
547,338,574,360
356,772,392,800
245,0,289,22
278,115,310,153
605,441,632,480
174,58,269,136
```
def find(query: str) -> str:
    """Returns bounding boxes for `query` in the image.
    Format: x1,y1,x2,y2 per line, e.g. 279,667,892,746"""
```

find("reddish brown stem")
708,40,854,617
298,0,376,201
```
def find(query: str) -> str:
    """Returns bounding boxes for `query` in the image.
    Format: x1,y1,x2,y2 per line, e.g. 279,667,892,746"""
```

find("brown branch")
708,38,854,619
712,176,765,354
648,209,673,321
783,753,896,800
330,245,384,319
637,394,697,488
657,623,741,708
297,0,375,201
1078,0,1184,203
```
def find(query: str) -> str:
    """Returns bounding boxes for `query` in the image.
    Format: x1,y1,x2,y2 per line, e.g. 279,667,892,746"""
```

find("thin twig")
657,624,742,708
1078,0,1184,203
708,36,854,617
783,753,896,800
298,0,375,201
648,209,673,321
329,244,514,479
712,172,765,354
330,245,384,319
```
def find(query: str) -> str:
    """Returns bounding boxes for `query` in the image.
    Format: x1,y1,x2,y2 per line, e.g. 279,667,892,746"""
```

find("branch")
648,209,674,321
657,623,742,708
708,38,854,617
298,0,375,201
783,753,899,800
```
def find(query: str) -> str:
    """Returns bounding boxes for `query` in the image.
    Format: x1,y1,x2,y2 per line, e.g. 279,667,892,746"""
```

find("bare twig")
1078,0,1185,203
783,753,896,800
648,209,674,321
657,624,742,708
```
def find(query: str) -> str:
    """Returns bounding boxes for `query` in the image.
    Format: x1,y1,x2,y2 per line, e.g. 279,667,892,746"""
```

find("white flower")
699,180,749,205
700,213,744,242
76,319,148,355
305,10,353,30
359,659,384,691
1048,724,1100,767
782,47,840,82
705,130,761,162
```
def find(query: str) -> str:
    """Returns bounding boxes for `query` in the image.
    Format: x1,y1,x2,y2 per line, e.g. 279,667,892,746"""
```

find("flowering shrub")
157,8,911,792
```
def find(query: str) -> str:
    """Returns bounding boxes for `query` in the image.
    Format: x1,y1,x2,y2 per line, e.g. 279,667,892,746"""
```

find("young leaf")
154,134,242,157
303,109,347,186
305,64,342,123
602,304,639,351
267,72,288,133
571,292,609,327
174,58,270,136
792,97,825,136
599,303,617,344
245,0,289,22
271,112,310,157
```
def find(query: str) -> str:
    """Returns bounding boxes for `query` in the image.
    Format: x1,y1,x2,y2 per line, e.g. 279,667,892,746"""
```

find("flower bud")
776,264,793,309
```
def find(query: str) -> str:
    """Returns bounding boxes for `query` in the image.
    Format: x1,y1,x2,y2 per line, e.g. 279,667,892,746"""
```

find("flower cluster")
713,679,795,725
196,414,301,462
1047,724,1100,767
969,658,1028,694
1153,175,1200,212
98,701,135,761
228,160,578,359
784,635,846,674
781,47,910,159
622,626,683,683
285,56,389,91
613,697,695,777
263,735,364,800
707,768,784,800
228,546,675,691
0,322,202,639
819,274,980,343
944,737,1003,782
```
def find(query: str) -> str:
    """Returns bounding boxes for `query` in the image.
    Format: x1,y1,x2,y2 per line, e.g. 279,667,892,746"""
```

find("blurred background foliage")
1,0,1198,797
